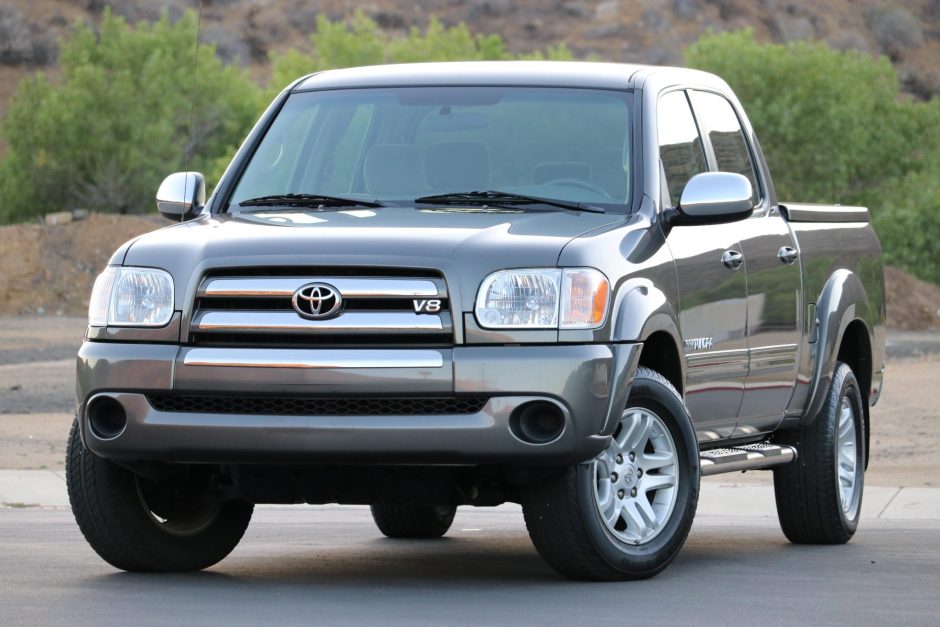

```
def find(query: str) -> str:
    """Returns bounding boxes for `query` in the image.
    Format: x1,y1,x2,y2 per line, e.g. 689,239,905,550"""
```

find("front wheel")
66,418,253,572
522,367,700,580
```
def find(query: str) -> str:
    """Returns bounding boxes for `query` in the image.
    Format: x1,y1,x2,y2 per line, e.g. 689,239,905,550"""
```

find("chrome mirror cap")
672,172,753,225
156,172,206,221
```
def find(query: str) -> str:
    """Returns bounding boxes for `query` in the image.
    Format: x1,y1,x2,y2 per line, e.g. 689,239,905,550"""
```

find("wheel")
521,367,699,580
773,361,865,544
370,502,457,539
65,418,253,572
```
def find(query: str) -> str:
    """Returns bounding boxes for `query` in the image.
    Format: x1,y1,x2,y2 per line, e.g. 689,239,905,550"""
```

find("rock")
869,7,924,57
594,1,620,22
71,209,89,221
829,30,870,54
770,15,815,42
44,212,73,227
672,0,700,20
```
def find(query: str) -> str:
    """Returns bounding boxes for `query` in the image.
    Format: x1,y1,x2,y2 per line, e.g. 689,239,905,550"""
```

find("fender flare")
609,278,686,386
801,269,871,424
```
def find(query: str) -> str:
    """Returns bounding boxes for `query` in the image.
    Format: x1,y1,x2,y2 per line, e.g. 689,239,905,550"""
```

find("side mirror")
666,172,753,226
156,172,206,221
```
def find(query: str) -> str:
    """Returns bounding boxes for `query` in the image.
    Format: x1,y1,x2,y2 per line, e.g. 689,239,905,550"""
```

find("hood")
124,206,624,312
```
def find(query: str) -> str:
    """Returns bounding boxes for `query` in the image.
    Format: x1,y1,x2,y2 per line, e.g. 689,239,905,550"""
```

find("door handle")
778,246,799,265
721,249,744,270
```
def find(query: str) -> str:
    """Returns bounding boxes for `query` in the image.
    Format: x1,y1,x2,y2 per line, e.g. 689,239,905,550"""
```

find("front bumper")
76,341,641,465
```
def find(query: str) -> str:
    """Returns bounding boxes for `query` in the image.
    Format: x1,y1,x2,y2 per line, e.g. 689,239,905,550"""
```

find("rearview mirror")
156,172,206,221
666,172,753,226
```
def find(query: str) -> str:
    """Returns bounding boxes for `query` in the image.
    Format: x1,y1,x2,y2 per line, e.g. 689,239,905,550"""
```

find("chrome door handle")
778,246,799,265
721,249,744,270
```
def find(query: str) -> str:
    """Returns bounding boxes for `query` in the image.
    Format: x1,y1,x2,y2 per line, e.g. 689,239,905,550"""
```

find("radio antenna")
182,0,204,222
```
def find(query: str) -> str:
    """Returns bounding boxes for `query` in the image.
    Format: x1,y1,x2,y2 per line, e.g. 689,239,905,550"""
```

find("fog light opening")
510,402,565,445
87,396,127,440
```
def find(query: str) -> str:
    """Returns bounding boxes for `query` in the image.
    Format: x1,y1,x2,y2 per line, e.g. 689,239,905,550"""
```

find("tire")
370,502,457,539
66,418,253,572
521,367,699,581
773,361,865,544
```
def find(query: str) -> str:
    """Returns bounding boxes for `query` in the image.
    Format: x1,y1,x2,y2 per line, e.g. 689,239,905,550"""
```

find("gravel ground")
0,316,938,487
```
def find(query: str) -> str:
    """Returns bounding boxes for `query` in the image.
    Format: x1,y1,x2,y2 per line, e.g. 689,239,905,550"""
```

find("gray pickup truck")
67,61,885,581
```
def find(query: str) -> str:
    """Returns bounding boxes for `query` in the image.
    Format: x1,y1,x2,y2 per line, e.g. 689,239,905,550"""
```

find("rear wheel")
66,418,253,571
522,367,699,580
370,502,457,539
773,361,865,544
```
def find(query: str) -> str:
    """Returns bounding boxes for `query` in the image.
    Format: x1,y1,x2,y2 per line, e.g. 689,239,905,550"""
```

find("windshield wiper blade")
238,193,386,209
414,190,605,214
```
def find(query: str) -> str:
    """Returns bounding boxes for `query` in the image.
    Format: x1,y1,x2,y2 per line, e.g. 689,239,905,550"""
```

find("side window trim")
687,89,767,214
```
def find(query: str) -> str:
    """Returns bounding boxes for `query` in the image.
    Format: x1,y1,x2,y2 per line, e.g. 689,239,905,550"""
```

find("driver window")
657,90,708,207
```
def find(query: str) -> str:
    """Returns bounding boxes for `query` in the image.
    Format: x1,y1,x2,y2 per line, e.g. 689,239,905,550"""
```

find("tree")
0,9,261,222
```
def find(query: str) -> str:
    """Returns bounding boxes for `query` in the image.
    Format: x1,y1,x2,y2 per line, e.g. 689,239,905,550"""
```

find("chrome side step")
699,442,797,476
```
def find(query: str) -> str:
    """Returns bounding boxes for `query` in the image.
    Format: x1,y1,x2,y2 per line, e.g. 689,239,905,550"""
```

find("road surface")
0,506,937,626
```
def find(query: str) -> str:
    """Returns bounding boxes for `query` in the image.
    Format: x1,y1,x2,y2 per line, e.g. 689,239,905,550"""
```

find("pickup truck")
67,61,885,581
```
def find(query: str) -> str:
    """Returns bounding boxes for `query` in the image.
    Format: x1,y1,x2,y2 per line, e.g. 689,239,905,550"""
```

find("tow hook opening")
87,396,128,440
510,401,566,445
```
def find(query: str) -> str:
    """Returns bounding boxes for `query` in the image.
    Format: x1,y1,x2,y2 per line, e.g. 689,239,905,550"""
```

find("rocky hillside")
2,0,940,127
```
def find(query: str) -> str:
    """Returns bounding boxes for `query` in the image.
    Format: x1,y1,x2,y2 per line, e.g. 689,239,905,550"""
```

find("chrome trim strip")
199,277,442,298
182,348,445,369
192,311,446,333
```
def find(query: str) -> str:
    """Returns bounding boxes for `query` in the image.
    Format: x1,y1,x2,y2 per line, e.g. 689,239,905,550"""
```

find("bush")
686,30,940,284
0,9,261,222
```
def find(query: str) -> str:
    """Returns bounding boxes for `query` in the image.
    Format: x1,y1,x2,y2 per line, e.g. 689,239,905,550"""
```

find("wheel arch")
609,279,686,397
802,269,875,427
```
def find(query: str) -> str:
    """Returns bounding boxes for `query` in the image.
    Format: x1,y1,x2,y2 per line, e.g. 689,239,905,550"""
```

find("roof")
292,61,714,92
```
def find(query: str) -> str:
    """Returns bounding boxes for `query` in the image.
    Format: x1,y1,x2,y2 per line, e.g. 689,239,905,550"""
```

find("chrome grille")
189,270,452,347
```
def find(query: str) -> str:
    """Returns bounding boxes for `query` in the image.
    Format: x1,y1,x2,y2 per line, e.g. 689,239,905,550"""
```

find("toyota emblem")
292,283,343,320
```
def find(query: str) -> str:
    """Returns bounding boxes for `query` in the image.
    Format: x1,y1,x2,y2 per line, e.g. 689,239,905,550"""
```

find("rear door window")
689,90,761,205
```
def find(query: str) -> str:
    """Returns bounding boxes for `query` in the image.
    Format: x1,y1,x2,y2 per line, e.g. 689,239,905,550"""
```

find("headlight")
88,267,174,327
475,268,609,329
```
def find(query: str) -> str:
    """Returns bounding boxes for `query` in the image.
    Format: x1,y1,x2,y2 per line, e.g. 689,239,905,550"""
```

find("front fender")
610,279,677,342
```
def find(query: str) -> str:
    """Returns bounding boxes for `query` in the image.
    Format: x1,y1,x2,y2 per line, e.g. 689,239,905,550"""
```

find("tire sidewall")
831,365,866,532
575,372,700,576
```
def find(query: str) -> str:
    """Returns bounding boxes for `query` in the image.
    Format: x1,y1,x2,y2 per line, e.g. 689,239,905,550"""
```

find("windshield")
228,86,634,212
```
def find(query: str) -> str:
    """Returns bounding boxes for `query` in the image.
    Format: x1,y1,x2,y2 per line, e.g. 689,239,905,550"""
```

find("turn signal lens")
560,268,609,328
88,267,117,327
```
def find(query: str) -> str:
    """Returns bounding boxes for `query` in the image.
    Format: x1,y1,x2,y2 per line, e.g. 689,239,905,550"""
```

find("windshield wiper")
414,190,605,214
237,193,386,209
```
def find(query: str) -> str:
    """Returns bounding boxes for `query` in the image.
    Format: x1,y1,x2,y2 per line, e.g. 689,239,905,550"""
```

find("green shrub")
0,9,261,222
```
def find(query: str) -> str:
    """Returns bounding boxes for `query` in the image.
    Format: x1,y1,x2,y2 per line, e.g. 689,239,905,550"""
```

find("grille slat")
147,394,487,416
189,269,453,348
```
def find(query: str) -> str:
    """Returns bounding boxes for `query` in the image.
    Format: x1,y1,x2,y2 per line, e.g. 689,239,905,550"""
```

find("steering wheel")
542,177,612,199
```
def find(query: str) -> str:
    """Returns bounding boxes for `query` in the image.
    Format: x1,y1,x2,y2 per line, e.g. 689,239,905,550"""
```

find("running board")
699,443,797,476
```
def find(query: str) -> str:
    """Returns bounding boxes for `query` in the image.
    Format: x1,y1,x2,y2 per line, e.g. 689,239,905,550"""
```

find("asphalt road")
1,506,937,626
